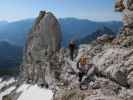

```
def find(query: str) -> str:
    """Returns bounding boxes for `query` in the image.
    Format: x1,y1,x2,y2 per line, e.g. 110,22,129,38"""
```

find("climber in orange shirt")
77,55,96,90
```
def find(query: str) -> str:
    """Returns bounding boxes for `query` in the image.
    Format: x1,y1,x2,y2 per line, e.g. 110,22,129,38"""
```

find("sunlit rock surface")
21,11,62,88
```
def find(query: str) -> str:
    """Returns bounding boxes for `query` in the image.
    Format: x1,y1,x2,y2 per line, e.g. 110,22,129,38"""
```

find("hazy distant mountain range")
0,18,122,47
0,41,22,76
79,26,116,44
0,18,123,75
0,19,34,46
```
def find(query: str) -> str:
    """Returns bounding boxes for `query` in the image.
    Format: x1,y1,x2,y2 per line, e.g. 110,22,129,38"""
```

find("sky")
0,0,122,22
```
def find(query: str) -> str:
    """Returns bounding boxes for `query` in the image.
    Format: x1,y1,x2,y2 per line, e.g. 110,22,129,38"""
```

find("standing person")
69,40,76,61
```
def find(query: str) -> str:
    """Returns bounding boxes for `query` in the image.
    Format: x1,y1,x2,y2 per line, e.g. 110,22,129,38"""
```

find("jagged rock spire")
21,11,62,87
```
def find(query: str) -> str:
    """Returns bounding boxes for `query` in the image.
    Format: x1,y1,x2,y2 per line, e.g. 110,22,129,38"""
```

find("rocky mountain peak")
21,11,62,87
28,11,62,52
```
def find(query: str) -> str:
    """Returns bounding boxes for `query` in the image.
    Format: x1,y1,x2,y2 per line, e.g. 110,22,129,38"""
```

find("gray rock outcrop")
114,0,133,47
21,11,62,87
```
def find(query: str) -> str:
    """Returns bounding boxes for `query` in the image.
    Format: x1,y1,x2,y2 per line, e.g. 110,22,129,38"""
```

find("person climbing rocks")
77,55,96,90
69,40,76,61
77,55,87,82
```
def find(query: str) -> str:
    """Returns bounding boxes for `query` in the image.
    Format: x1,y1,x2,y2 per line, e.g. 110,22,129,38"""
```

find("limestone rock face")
114,0,133,47
27,11,61,53
21,11,62,87
54,43,133,100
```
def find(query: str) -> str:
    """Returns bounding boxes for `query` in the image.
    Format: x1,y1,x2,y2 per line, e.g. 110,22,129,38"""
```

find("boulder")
96,34,114,44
